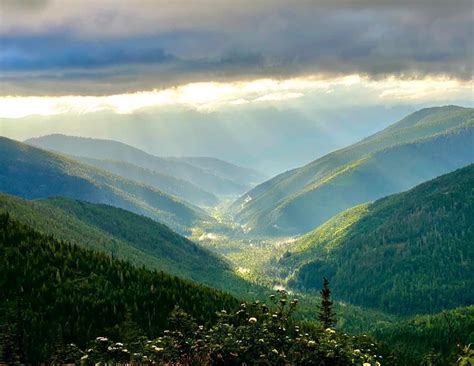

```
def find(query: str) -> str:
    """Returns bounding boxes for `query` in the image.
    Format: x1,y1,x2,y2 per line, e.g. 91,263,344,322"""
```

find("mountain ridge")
25,134,266,197
232,106,474,235
0,137,211,233
75,156,219,207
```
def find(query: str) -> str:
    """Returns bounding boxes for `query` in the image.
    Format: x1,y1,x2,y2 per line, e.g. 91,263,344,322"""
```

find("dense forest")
0,193,263,298
1,211,471,365
0,213,238,363
0,212,393,365
283,164,474,315
371,306,474,366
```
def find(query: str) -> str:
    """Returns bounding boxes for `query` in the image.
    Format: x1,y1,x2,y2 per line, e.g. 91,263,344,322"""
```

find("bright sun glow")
0,75,471,118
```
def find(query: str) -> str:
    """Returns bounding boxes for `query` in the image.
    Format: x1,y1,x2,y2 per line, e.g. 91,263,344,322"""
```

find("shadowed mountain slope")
76,157,219,207
0,193,257,297
26,134,265,197
0,137,211,233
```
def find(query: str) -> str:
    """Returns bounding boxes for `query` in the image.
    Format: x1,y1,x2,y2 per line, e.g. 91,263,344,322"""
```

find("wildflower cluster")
62,291,389,365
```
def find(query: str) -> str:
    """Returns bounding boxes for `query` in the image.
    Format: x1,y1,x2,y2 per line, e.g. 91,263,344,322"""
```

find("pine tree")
318,277,336,329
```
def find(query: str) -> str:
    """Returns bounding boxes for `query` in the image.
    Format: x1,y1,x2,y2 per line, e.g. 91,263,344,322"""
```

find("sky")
0,0,472,172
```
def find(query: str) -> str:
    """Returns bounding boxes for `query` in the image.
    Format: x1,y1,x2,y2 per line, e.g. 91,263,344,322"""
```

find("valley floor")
189,207,398,334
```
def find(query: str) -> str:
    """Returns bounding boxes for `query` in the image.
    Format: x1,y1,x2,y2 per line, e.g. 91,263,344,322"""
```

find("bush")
62,290,390,365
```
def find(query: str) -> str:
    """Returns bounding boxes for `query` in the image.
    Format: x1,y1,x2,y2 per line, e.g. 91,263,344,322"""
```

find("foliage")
283,164,474,315
57,291,391,366
371,306,474,366
0,193,261,298
0,213,238,363
457,344,474,366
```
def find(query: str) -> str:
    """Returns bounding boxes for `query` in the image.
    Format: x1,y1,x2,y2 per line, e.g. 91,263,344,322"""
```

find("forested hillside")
0,213,238,363
0,137,211,233
0,193,257,297
233,106,474,235
372,306,474,366
0,212,396,366
76,157,219,207
281,164,474,315
26,134,264,197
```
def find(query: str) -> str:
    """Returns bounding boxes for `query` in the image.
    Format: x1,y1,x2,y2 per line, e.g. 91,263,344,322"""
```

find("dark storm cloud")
0,32,174,71
0,0,472,95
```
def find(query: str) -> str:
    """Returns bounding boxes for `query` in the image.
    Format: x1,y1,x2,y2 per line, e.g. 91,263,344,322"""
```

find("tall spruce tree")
318,277,336,329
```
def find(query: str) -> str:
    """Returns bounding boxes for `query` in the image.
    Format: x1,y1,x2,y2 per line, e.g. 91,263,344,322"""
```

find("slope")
0,212,238,363
0,137,210,233
0,193,256,297
280,164,474,315
26,134,263,196
76,157,219,207
233,106,474,235
371,306,474,366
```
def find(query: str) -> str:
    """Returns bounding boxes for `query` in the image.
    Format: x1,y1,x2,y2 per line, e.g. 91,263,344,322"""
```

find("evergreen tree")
318,277,336,329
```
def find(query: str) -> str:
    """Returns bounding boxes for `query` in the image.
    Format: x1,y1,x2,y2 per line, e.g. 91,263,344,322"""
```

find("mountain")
75,157,219,207
25,134,265,197
0,212,238,362
232,106,474,235
0,137,211,233
2,105,411,175
280,164,474,315
0,193,257,297
165,156,265,188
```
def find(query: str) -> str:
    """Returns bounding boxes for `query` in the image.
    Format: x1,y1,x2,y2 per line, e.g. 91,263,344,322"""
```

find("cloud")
0,0,472,95
0,74,471,118
0,33,174,71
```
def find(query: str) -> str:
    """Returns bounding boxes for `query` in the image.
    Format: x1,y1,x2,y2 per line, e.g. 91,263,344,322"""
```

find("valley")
2,3,473,364
1,106,473,365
